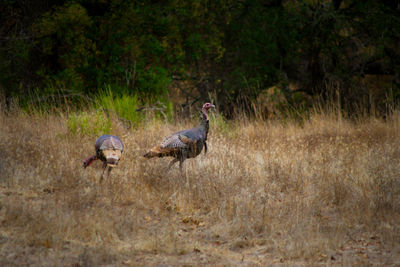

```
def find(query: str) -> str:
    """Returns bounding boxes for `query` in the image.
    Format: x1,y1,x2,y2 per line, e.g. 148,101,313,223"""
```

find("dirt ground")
0,186,399,266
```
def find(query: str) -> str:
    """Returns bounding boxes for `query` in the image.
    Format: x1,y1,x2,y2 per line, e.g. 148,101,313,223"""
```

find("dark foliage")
0,0,399,116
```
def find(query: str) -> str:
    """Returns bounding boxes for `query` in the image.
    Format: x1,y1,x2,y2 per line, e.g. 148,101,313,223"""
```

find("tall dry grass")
0,106,400,266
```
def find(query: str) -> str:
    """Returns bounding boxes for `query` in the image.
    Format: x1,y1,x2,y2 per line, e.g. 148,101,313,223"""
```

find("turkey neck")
199,108,210,139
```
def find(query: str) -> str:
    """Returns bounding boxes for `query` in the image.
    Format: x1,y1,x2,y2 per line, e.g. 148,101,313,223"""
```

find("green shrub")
96,87,143,126
96,87,174,126
67,110,111,136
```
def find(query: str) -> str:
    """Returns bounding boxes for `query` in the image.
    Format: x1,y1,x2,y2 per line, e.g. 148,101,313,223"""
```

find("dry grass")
1,107,400,266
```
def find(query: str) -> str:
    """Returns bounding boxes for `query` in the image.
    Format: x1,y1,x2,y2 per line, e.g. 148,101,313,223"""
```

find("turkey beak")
210,104,215,109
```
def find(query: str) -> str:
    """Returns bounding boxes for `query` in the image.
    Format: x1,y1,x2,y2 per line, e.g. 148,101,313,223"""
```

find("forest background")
1,0,399,117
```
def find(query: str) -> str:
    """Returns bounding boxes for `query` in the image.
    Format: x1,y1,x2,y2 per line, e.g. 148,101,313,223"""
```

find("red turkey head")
202,102,215,111
201,103,215,120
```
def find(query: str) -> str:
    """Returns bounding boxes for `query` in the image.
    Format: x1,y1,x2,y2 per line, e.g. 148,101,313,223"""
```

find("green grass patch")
96,87,143,126
95,86,174,126
67,110,111,136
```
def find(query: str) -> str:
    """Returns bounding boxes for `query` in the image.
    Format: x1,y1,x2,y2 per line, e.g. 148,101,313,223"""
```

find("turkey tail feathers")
143,146,175,158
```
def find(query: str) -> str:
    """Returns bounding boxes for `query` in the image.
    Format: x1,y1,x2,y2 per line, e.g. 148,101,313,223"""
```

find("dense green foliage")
1,0,399,117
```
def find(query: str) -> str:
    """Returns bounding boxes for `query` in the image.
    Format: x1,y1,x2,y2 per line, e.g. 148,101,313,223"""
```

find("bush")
67,110,111,136
96,87,143,126
96,87,174,126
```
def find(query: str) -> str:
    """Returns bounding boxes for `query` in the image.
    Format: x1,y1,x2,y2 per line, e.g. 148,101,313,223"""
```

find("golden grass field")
1,106,400,266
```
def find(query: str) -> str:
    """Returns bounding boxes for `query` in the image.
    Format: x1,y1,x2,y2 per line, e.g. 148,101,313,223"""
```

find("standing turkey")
83,135,124,180
144,102,215,171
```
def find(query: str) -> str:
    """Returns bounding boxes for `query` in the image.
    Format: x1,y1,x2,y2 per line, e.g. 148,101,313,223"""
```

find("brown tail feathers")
143,146,175,158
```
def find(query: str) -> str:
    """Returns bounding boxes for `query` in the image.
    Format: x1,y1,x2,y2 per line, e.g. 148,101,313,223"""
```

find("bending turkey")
144,102,215,171
83,135,123,180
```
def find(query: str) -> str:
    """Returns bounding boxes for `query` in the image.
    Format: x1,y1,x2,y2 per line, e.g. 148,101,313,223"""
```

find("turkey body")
95,134,124,167
84,134,123,180
151,123,207,159
144,103,214,171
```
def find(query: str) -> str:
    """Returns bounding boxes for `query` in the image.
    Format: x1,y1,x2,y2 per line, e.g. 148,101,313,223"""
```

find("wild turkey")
83,135,124,180
144,102,215,171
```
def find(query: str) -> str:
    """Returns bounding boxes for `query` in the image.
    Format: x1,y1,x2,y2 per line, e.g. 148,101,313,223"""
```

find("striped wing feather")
178,134,197,145
161,133,187,149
